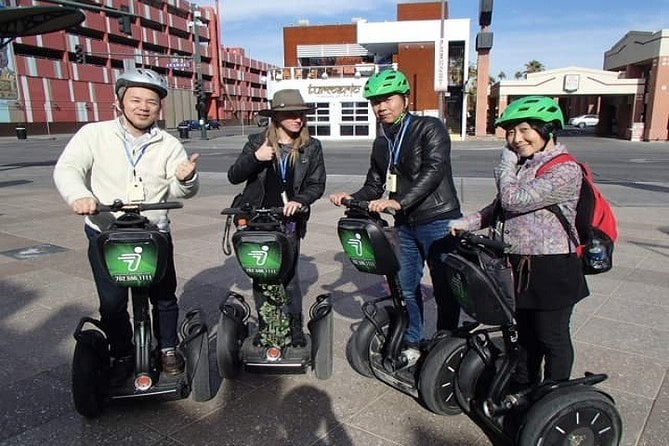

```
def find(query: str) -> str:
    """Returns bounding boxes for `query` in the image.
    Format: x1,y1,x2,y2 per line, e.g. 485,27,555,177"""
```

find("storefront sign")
307,84,362,97
563,74,580,92
434,37,449,92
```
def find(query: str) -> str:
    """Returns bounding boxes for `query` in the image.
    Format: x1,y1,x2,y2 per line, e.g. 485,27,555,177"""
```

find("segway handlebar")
98,199,183,213
341,198,396,216
220,205,309,217
458,231,508,253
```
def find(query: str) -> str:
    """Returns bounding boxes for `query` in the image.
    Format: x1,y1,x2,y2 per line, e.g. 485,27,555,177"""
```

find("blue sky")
209,0,668,78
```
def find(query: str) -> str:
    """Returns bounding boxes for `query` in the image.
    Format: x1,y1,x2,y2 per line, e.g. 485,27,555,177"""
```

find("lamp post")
192,4,207,140
437,0,445,123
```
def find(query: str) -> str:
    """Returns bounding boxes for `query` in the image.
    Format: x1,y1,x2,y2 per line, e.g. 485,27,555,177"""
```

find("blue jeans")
85,225,179,358
397,219,460,345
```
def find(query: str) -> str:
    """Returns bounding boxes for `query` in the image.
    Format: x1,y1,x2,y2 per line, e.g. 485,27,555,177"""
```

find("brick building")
266,1,470,140
0,0,273,136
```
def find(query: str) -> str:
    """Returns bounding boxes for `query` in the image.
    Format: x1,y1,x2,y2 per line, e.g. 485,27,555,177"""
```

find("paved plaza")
1,134,668,445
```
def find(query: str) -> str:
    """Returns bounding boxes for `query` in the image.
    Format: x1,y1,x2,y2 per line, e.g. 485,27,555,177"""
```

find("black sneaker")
109,355,134,386
161,350,185,376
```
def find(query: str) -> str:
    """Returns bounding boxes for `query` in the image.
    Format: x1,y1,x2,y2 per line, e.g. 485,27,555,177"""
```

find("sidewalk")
0,155,668,444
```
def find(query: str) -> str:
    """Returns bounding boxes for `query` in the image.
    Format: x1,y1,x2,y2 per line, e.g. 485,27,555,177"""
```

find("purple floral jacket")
461,143,582,255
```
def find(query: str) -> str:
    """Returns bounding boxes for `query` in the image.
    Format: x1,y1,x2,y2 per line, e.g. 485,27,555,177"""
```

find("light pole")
438,0,445,123
192,4,207,140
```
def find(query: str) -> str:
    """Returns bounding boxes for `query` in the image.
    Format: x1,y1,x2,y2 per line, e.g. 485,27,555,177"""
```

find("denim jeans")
397,219,460,344
85,225,179,358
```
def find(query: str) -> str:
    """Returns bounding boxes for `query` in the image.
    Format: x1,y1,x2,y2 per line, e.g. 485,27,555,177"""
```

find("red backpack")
536,153,619,274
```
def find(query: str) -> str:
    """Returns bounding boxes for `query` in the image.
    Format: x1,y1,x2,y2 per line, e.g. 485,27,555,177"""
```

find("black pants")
514,305,575,385
86,225,179,358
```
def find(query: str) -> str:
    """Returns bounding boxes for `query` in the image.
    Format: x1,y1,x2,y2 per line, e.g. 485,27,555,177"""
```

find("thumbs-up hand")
176,153,200,182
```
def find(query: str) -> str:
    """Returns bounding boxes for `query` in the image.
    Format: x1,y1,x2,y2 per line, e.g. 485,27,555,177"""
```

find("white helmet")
115,68,168,100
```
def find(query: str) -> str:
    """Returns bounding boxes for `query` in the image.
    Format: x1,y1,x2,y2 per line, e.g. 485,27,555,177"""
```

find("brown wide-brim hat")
258,89,314,117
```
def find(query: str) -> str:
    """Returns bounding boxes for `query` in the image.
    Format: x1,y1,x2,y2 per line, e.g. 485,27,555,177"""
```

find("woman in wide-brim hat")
227,88,325,347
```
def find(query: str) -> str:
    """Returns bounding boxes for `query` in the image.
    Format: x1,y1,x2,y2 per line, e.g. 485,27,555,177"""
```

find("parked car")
207,120,221,129
178,119,200,130
568,114,599,128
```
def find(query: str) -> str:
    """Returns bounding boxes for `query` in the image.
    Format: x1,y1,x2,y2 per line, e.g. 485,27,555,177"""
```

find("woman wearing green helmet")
451,95,589,390
330,69,463,366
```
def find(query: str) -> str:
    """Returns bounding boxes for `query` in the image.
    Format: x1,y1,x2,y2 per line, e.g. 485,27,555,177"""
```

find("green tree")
514,60,546,79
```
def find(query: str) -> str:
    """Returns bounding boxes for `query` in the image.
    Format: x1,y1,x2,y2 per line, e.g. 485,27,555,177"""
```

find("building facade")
0,0,272,136
266,1,470,140
490,29,668,142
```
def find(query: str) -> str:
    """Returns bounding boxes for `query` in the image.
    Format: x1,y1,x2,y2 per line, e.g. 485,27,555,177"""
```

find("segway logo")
236,241,282,280
248,246,269,266
118,248,142,271
103,241,158,287
339,229,376,273
346,234,363,257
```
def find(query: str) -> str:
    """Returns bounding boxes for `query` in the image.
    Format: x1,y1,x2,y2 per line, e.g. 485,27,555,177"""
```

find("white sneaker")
401,347,421,368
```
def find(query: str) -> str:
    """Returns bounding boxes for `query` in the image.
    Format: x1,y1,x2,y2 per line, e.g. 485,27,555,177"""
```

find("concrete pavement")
1,134,668,445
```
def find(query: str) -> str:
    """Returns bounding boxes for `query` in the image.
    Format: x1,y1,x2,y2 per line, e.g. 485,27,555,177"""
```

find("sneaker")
400,347,421,368
161,350,185,376
109,355,134,386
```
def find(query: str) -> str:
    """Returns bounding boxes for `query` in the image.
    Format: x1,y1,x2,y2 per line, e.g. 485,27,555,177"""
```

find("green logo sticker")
104,241,158,287
339,229,377,273
237,241,282,279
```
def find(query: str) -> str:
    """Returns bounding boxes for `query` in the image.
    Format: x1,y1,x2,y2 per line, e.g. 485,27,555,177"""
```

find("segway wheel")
346,306,390,378
216,304,245,379
519,387,622,446
311,306,334,380
72,330,108,418
418,336,467,415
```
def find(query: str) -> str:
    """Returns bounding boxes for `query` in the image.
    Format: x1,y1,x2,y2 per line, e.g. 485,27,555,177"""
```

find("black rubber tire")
519,387,622,446
453,348,494,413
346,306,390,378
312,310,334,380
578,122,587,129
71,330,108,418
216,304,245,379
418,336,467,415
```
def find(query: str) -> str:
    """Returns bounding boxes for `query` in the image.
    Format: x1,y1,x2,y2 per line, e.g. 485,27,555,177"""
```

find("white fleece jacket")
53,119,199,231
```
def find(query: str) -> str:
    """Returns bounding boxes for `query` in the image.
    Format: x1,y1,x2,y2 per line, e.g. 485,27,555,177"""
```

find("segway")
71,200,212,418
433,231,623,445
217,204,333,379
336,199,468,415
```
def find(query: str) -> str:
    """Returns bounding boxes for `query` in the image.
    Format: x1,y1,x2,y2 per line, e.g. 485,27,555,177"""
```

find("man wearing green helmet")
330,69,463,366
451,96,589,390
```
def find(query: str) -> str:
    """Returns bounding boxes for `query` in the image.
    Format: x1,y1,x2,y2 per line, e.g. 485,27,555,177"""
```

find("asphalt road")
3,130,668,186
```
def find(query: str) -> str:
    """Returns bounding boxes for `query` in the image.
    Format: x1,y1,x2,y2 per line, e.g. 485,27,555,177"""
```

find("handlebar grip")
462,232,508,251
98,201,183,212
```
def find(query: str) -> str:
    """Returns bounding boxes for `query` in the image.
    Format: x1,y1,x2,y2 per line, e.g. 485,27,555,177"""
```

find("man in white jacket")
54,68,199,379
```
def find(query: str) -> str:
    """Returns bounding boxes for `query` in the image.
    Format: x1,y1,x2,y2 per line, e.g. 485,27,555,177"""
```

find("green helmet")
495,96,564,129
363,70,410,99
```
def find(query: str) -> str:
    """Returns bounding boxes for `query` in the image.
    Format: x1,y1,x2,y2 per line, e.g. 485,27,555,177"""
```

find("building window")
340,101,369,136
308,102,331,136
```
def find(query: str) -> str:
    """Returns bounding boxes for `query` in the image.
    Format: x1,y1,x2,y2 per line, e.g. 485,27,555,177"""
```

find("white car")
568,114,599,128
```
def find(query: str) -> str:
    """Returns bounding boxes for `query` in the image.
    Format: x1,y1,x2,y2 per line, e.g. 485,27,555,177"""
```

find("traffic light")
74,44,85,64
119,15,132,34
119,5,132,34
193,79,202,98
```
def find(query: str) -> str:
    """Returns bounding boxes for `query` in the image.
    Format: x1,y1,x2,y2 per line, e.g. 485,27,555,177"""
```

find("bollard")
16,126,27,140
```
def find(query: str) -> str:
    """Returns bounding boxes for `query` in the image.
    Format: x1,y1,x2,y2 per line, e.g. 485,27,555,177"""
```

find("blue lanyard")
123,140,149,175
384,115,412,169
278,152,290,184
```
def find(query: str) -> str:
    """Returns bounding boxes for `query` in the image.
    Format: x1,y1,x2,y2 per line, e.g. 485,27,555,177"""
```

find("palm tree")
498,71,506,80
525,60,545,74
514,60,546,79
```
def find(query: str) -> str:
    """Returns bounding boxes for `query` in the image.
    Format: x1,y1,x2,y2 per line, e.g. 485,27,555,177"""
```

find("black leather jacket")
352,114,461,225
227,131,326,232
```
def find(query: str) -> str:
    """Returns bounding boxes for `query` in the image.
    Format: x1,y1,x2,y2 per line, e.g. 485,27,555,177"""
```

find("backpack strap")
536,153,580,248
